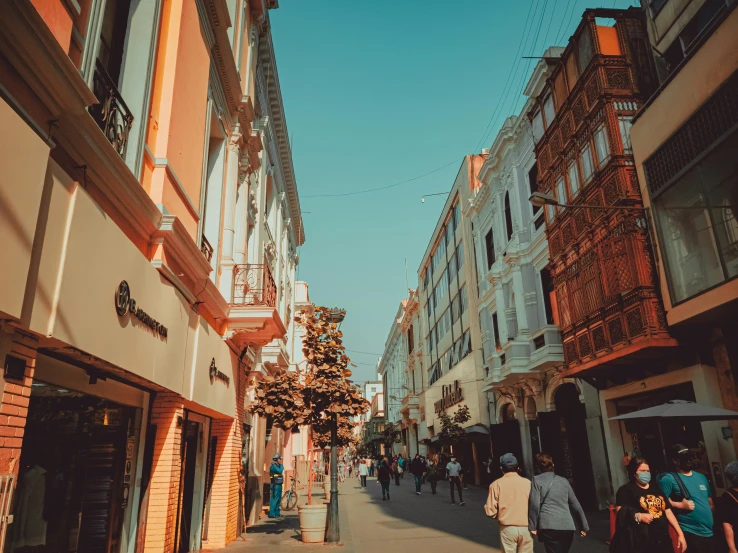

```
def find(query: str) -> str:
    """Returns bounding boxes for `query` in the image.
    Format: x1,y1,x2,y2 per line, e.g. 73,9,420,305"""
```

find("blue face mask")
636,472,651,484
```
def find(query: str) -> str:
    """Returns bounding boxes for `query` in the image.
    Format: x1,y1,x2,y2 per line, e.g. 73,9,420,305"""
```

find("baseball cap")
500,453,518,467
273,454,282,460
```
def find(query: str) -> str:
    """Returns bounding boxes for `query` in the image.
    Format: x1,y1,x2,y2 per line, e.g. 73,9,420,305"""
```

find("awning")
465,424,489,435
610,400,738,421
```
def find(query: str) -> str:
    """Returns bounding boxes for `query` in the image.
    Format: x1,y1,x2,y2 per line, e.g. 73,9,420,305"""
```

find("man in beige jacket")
484,453,533,553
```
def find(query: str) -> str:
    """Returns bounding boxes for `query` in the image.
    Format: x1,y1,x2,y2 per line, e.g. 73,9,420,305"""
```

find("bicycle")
281,476,299,511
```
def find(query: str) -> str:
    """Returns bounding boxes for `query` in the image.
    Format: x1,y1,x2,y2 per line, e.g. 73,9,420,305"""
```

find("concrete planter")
297,503,328,543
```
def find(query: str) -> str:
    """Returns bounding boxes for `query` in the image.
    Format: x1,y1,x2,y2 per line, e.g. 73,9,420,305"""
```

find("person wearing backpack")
528,452,589,553
718,461,738,553
659,444,715,553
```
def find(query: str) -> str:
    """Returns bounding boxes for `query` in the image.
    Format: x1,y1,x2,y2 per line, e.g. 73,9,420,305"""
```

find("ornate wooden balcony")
226,263,285,352
89,60,133,158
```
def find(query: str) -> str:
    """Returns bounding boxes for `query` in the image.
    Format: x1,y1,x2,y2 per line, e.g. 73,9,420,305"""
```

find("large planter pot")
298,503,328,544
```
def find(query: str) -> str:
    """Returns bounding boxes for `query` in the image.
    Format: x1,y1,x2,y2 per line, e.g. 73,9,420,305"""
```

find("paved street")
218,476,610,553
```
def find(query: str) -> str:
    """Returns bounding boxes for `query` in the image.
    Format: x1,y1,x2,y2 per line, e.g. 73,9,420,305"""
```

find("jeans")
380,481,390,498
499,525,534,553
537,529,575,553
414,475,422,492
394,473,400,485
684,533,714,553
449,476,463,503
360,475,367,487
269,483,282,517
429,476,437,494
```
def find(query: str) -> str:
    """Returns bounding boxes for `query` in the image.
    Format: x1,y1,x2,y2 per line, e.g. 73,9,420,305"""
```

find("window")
654,131,738,303
648,0,668,16
432,237,446,273
504,192,514,241
454,202,462,237
594,125,610,167
445,221,455,249
528,164,540,214
423,269,430,291
460,285,469,313
451,293,460,324
540,269,556,325
485,229,496,270
532,109,545,142
201,103,227,275
557,281,571,328
556,177,567,212
543,95,556,128
618,116,633,153
434,270,449,305
407,325,414,355
492,312,501,349
581,142,594,183
448,252,457,282
546,204,555,223
568,161,580,198
456,243,465,272
576,27,594,72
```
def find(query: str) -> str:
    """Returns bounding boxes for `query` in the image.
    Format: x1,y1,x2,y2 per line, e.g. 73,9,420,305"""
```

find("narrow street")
220,476,610,553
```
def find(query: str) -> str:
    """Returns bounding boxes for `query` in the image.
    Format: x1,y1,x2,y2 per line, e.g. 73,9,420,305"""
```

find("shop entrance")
176,413,210,553
539,383,597,510
8,381,139,553
490,404,525,480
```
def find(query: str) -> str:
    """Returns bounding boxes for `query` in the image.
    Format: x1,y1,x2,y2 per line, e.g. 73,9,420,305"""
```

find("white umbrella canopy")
610,399,738,421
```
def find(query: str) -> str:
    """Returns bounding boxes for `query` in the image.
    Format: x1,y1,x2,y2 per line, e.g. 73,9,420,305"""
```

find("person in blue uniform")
269,454,285,518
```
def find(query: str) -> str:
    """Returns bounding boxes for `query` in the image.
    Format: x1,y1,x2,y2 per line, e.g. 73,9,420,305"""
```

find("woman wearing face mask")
611,456,687,553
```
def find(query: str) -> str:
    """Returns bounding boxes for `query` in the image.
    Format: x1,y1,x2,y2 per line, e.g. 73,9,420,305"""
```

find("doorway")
177,413,210,553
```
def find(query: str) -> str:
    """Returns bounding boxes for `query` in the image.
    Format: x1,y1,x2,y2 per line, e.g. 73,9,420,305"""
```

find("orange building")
0,0,304,551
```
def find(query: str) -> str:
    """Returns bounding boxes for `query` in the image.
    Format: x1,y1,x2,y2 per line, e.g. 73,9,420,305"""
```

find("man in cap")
659,444,714,553
485,453,533,553
268,454,285,518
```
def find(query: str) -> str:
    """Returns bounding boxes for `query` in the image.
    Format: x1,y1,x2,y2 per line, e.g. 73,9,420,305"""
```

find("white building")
468,48,610,508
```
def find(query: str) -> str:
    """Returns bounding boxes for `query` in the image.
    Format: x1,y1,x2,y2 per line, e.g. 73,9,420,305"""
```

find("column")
219,124,243,300
511,265,529,336
234,165,249,266
143,393,185,553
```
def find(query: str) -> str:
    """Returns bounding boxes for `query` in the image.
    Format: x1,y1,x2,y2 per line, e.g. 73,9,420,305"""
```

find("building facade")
0,0,304,551
468,51,610,506
624,0,738,492
415,155,490,484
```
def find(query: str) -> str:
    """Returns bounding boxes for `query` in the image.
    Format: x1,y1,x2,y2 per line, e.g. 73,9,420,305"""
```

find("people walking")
446,455,465,505
611,456,687,553
427,456,439,495
268,454,284,518
378,457,392,501
398,455,405,479
659,444,714,553
359,458,369,488
485,453,533,553
718,461,738,553
369,457,376,477
528,452,589,553
392,457,401,486
338,459,345,483
410,454,426,495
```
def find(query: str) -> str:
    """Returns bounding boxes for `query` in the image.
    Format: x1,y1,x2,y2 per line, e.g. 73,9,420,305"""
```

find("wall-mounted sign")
115,281,168,338
209,358,230,386
434,380,463,415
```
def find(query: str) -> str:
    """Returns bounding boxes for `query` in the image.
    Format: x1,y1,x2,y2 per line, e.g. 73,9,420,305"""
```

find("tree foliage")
438,404,471,445
312,416,359,449
380,425,401,455
248,306,370,432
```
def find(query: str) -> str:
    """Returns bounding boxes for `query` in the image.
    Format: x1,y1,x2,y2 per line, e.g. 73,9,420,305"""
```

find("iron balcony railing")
232,263,277,307
200,235,214,263
89,59,134,157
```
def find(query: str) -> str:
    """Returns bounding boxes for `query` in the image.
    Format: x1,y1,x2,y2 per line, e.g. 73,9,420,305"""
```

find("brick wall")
143,392,185,553
0,331,37,475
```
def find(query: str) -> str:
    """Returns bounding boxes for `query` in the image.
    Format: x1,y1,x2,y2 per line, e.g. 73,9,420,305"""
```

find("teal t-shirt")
659,471,713,537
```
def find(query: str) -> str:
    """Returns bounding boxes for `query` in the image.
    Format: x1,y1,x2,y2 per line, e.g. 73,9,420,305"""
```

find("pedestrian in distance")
718,461,738,553
611,455,687,553
338,458,345,483
398,454,405,479
359,458,369,488
485,453,533,553
378,457,393,501
392,458,401,486
658,444,714,553
268,454,284,518
446,454,465,505
427,456,439,495
369,457,376,477
528,452,589,553
411,453,426,495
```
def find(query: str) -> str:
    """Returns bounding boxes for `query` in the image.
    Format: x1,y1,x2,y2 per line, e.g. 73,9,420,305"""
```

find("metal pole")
325,412,340,542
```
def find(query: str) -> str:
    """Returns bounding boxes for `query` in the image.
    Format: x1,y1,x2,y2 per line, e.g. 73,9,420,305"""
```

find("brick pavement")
212,474,611,553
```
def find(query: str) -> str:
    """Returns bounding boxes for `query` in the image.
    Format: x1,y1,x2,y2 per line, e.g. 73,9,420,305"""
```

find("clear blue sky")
271,0,636,385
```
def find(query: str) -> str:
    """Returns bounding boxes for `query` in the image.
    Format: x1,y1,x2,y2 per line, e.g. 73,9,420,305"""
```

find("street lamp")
323,307,345,544
529,191,647,212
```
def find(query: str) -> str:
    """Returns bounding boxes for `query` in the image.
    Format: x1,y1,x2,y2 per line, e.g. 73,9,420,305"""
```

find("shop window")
485,228,496,270
568,161,580,198
504,192,514,241
594,125,610,168
581,142,595,183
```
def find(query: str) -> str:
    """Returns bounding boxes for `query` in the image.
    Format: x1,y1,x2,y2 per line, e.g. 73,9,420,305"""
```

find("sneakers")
460,502,465,506
416,492,420,495
451,501,456,505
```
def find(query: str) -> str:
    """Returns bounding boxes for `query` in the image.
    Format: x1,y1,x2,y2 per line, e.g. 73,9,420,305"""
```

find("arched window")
504,192,514,242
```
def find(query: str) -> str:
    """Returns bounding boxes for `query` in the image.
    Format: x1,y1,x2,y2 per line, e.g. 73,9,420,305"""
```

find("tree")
312,416,358,449
437,404,471,450
249,306,370,503
380,426,401,456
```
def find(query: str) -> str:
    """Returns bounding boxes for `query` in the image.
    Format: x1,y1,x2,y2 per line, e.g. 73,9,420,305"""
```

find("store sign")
435,380,463,415
209,358,230,386
114,281,168,338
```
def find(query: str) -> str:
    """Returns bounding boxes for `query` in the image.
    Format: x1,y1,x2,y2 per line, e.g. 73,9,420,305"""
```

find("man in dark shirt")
410,454,426,495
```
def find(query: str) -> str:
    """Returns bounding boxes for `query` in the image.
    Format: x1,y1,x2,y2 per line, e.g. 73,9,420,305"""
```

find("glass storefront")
8,381,140,553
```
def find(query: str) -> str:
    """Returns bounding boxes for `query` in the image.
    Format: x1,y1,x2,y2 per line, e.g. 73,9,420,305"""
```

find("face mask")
450,458,456,463
636,472,651,484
